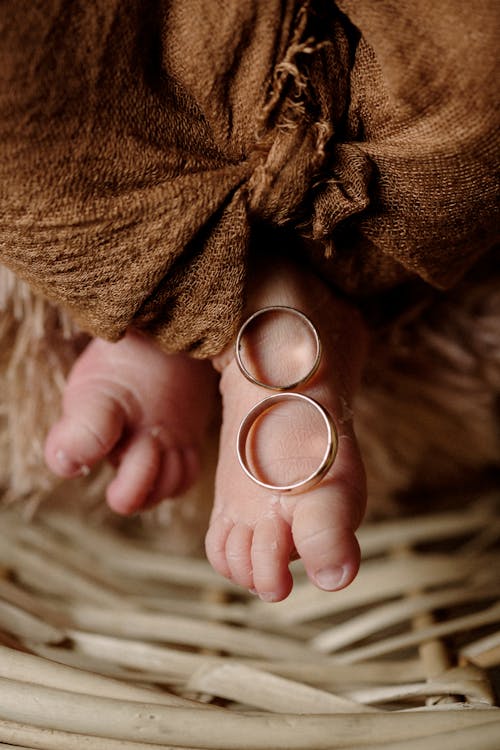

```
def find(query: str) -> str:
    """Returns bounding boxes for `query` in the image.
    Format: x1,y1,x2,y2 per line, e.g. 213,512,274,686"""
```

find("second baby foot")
45,331,217,514
206,258,368,602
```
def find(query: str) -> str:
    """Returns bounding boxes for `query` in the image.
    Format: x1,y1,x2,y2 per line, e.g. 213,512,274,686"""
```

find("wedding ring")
235,306,321,391
236,393,338,495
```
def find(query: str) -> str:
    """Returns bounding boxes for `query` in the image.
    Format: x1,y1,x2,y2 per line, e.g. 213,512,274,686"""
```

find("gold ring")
236,393,337,495
235,306,321,391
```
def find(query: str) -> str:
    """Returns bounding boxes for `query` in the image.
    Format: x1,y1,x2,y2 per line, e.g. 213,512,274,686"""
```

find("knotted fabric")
0,1,498,356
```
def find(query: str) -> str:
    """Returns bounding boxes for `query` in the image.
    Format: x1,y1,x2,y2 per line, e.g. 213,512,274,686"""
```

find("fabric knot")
246,118,333,225
244,1,351,229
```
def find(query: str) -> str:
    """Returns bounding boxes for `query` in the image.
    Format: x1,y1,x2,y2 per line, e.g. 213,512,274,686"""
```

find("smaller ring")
235,306,322,391
236,393,338,496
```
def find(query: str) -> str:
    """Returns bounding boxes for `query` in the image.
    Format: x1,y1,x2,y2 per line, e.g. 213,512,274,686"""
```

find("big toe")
290,431,366,591
45,384,125,478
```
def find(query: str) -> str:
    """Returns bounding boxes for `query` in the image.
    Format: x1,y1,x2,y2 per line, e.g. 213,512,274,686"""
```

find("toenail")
79,464,91,477
55,449,80,475
314,566,347,591
259,592,278,602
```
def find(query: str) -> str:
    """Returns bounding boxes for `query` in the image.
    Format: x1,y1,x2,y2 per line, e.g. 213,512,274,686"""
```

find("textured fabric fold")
0,0,498,355
326,0,499,290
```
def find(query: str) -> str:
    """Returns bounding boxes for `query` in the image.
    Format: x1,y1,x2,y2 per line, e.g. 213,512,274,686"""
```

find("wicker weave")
0,494,499,749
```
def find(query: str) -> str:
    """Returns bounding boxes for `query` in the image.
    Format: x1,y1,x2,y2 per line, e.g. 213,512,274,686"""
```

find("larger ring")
235,306,322,391
236,393,338,495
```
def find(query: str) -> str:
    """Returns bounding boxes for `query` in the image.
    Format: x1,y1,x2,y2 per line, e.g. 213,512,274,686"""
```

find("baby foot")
45,331,217,514
206,258,368,601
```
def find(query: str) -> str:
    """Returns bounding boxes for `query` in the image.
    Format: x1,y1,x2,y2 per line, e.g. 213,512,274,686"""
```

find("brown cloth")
0,1,498,357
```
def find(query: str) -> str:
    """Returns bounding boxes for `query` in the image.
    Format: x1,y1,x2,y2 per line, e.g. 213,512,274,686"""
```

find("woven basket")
0,492,499,750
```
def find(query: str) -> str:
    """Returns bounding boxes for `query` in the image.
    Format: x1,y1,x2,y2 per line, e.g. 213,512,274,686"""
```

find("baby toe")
290,426,366,591
145,444,201,506
205,515,235,581
251,516,294,602
224,523,255,589
106,431,161,515
291,484,362,592
45,390,125,478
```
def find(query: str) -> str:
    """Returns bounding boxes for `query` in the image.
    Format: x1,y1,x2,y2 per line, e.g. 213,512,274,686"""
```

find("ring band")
235,306,322,391
236,393,338,495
